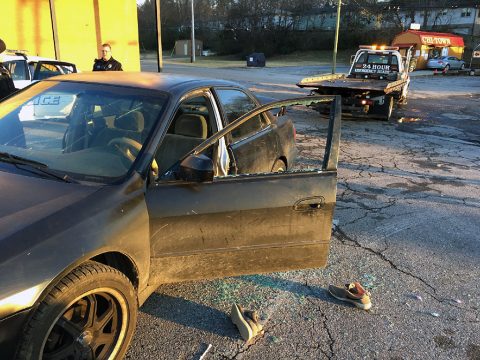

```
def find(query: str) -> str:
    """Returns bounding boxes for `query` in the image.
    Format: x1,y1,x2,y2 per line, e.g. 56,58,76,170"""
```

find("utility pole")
191,0,196,63
154,0,163,72
49,0,60,60
332,0,341,74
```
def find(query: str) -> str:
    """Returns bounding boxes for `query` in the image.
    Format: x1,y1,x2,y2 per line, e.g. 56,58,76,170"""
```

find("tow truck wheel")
382,96,394,121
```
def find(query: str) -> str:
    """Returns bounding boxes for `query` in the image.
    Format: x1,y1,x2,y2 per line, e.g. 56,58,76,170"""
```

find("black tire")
272,159,286,172
444,64,450,72
384,96,394,121
17,261,137,360
370,96,394,121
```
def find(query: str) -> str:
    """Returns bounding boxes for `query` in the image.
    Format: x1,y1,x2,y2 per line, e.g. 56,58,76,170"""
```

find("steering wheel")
108,137,142,162
107,137,159,175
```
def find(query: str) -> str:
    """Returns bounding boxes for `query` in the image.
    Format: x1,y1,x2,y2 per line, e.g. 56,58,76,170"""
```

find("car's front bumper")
0,308,31,358
427,65,445,70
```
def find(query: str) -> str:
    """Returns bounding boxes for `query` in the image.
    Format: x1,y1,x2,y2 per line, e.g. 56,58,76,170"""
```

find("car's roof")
43,72,243,95
3,54,58,62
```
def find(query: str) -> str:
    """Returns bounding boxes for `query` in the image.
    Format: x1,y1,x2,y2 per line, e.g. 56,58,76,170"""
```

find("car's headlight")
0,283,47,319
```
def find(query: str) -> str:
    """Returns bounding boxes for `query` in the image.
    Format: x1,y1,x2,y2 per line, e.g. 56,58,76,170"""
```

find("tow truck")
297,45,413,120
468,43,480,76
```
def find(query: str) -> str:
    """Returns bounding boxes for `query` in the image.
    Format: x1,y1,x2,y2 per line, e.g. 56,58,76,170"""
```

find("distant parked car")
2,53,77,89
201,49,216,56
427,56,466,71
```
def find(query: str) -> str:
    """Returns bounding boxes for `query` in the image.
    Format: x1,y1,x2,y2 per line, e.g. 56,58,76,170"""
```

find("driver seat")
155,113,208,173
91,111,144,147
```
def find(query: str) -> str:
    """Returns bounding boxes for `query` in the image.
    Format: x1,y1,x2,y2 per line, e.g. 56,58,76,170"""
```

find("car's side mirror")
178,154,214,182
274,106,286,117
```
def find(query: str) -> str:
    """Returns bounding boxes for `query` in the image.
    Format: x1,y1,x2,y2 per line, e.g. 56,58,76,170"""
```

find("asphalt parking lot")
126,62,480,360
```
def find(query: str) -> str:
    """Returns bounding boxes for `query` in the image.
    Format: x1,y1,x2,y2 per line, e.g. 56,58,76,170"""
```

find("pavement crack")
305,282,334,360
229,326,268,360
333,226,438,295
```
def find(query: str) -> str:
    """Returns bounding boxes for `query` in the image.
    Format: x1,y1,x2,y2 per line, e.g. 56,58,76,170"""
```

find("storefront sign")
421,36,451,46
474,51,480,58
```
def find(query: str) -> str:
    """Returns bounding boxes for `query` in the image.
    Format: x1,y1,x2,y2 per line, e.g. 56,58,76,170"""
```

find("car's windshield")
0,81,168,184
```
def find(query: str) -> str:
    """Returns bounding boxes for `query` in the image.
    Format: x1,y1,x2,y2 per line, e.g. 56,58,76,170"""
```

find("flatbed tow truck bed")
297,73,408,94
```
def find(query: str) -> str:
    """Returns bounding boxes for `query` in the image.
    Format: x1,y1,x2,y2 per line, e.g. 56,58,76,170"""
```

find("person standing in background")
0,39,17,100
92,43,123,71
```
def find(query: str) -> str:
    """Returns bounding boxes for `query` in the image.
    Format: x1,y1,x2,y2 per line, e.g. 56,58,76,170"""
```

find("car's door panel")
146,171,336,284
146,95,341,285
230,125,279,173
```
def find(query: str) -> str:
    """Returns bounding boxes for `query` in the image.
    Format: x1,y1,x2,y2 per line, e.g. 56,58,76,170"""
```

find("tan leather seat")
91,110,145,147
174,114,207,139
155,113,209,173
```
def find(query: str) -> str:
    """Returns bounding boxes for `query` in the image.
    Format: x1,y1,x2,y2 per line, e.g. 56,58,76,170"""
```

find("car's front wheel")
17,261,137,360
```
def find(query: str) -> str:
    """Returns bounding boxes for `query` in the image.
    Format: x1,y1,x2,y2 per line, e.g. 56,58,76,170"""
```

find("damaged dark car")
0,72,341,359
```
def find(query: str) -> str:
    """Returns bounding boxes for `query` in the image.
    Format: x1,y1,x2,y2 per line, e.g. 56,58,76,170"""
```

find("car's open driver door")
146,95,341,285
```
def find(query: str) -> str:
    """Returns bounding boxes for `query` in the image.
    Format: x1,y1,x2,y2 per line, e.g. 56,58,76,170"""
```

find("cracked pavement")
126,66,480,360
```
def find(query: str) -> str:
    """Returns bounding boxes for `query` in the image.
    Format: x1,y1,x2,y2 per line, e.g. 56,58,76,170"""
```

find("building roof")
388,0,480,8
393,30,464,47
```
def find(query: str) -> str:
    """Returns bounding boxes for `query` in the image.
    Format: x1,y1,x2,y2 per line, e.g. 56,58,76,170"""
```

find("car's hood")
13,80,32,89
0,171,99,241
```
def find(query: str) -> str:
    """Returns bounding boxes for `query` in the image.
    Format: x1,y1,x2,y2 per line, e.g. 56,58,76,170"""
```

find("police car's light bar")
359,45,399,51
5,49,29,55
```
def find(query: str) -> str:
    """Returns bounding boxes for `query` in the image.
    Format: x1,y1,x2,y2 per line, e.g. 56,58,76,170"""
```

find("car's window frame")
152,88,231,181
211,86,271,145
4,59,30,81
33,61,77,81
187,95,341,177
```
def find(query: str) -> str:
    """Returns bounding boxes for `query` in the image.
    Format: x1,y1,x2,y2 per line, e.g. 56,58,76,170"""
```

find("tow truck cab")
348,46,409,81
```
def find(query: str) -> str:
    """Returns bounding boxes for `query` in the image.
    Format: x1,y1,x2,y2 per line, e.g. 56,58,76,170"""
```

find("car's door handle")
293,196,325,212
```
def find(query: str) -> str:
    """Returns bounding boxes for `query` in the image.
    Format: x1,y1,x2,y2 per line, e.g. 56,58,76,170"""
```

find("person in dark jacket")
0,39,17,100
92,43,123,71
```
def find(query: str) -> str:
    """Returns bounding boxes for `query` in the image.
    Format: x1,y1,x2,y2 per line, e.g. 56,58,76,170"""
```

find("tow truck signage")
354,63,391,74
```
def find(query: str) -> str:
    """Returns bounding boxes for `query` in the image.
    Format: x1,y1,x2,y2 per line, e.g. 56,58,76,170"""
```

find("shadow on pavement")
139,293,240,340
240,274,343,307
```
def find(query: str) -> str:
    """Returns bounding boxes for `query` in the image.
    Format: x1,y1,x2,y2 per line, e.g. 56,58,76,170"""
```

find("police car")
2,52,77,89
